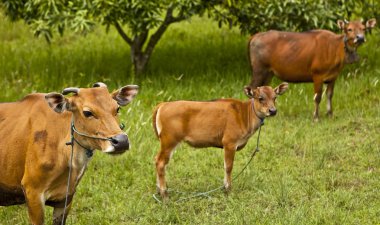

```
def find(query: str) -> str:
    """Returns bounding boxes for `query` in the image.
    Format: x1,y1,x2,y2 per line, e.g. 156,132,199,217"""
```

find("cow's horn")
62,87,79,95
93,82,107,88
344,19,349,24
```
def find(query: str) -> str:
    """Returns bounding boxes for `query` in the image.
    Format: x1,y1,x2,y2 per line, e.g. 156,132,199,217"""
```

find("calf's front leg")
223,145,236,192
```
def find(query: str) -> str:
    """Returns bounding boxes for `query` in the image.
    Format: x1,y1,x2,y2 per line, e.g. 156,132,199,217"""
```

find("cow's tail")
152,103,163,139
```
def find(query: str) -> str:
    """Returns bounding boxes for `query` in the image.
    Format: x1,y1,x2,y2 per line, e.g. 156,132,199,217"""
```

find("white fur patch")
103,144,115,153
156,107,163,136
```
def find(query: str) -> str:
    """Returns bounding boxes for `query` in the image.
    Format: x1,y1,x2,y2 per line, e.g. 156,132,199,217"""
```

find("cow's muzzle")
355,35,365,44
110,134,129,153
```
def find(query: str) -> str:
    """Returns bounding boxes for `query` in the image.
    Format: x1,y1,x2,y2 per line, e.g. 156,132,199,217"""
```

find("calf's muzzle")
269,108,277,116
110,134,130,152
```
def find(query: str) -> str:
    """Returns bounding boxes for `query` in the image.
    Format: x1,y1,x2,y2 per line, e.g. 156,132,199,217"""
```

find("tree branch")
143,5,186,58
114,21,133,45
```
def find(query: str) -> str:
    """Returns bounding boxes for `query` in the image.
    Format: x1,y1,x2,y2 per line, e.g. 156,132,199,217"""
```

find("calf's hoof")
157,187,169,202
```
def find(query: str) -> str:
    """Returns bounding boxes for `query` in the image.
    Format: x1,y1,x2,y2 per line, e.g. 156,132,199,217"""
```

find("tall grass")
0,14,379,224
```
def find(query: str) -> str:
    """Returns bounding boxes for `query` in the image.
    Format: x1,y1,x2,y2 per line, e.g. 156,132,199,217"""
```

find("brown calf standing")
248,19,376,121
153,83,288,199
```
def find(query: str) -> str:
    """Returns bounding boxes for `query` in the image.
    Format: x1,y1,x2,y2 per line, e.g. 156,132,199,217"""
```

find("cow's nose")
356,35,365,43
110,134,129,151
269,108,277,116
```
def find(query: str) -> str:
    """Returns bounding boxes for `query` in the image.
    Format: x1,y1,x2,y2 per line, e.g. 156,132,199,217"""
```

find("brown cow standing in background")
247,19,376,121
0,83,138,225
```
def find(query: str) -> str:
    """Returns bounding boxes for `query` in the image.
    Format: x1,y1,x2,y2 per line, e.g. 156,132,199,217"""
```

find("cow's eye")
83,110,94,118
259,96,264,102
347,28,353,32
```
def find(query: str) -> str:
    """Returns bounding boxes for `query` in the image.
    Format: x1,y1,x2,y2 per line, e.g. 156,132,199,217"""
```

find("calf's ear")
112,85,139,106
244,86,260,99
45,93,70,113
274,82,289,95
366,18,376,29
244,86,254,98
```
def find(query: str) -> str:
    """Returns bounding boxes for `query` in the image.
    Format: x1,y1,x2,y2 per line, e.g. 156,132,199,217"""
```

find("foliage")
0,0,219,74
212,0,380,33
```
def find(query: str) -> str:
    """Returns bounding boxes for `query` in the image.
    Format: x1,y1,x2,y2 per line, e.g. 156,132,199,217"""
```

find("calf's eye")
83,110,94,118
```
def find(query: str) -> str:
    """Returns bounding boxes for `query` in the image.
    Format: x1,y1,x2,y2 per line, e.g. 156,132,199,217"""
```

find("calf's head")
338,19,376,47
45,82,138,155
244,83,288,118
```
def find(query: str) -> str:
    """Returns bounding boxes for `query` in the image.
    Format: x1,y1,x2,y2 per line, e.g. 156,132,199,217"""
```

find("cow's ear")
274,82,289,96
366,18,376,29
45,93,70,113
112,85,139,106
337,20,345,30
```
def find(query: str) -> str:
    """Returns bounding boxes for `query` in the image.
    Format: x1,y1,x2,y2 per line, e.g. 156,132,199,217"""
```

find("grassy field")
0,14,379,225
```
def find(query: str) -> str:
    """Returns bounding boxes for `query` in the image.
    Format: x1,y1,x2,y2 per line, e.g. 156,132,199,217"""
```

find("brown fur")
248,19,376,120
0,84,138,225
153,83,288,200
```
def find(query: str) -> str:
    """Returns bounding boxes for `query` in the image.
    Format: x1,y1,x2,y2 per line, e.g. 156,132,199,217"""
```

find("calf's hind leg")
155,137,178,200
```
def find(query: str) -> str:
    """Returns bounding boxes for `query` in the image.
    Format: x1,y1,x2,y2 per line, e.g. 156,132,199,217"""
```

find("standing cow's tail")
152,103,163,139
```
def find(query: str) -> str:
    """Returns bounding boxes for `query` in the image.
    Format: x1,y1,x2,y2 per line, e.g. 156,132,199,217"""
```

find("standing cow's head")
45,82,138,155
244,82,288,118
337,18,376,48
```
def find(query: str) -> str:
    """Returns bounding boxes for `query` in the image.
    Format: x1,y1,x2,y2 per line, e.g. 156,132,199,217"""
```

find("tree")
0,0,217,75
211,0,379,34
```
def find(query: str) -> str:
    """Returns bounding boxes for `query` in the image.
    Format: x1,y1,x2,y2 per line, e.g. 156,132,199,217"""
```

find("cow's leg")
312,78,324,121
223,145,236,192
326,80,336,117
155,138,178,200
22,187,45,225
52,201,73,225
249,67,272,89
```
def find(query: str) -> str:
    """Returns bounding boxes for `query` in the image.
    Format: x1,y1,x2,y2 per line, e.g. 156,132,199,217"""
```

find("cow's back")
249,30,345,82
0,94,70,196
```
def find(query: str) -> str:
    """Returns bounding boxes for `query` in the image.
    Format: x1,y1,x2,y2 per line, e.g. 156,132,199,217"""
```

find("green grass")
0,15,379,225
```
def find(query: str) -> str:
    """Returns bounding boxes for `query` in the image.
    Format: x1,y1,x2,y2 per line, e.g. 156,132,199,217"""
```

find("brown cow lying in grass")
0,82,138,225
153,83,288,200
248,18,376,121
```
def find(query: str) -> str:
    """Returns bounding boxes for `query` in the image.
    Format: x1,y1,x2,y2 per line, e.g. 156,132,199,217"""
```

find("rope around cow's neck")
61,117,113,225
152,119,265,204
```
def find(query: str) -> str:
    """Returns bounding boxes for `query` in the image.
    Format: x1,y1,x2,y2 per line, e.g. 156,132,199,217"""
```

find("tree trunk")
131,46,149,75
114,5,186,75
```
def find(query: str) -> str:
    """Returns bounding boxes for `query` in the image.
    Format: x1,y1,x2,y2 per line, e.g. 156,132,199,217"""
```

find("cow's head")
337,18,376,47
244,82,288,118
45,82,139,155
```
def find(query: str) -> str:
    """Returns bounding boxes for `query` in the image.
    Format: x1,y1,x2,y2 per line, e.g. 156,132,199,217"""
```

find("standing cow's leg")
155,137,178,200
223,145,236,192
22,186,45,225
249,69,272,89
52,201,73,225
326,80,336,117
312,78,324,121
